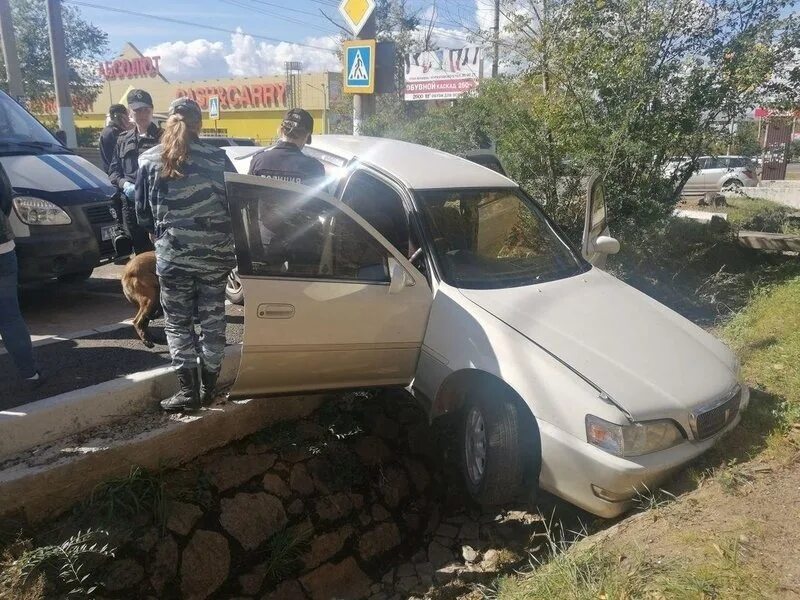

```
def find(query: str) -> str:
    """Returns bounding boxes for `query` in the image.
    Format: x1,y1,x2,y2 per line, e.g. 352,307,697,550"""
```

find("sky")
70,0,494,81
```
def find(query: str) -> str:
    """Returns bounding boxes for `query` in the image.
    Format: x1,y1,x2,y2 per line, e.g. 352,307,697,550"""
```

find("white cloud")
144,30,341,81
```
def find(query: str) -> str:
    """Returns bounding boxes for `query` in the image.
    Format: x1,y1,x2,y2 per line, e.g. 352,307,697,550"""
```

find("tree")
0,0,108,113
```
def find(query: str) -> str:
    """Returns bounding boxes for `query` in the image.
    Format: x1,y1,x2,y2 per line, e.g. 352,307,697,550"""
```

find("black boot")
200,367,220,405
160,368,200,412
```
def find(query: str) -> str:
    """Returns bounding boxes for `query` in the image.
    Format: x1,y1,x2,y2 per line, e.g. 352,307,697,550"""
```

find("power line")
220,0,339,35
64,0,338,53
245,0,332,18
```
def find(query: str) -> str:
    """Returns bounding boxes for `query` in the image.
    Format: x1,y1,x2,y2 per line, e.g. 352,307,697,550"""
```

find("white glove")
123,181,135,200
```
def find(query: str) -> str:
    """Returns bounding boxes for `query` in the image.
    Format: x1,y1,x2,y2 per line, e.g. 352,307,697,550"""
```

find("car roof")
307,135,517,190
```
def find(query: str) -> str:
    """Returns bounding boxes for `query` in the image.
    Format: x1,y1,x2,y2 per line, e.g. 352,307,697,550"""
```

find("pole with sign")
339,0,376,135
208,95,220,135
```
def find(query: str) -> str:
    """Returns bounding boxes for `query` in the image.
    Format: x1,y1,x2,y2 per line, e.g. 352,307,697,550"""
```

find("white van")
0,91,117,282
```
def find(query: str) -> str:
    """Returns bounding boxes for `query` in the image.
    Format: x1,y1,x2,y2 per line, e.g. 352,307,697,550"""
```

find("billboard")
403,46,484,101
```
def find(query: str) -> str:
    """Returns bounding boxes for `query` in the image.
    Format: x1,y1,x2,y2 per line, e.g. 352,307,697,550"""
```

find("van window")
0,93,60,148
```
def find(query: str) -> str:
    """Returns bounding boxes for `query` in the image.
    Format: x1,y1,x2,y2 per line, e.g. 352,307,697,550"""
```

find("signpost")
208,95,220,135
339,0,376,135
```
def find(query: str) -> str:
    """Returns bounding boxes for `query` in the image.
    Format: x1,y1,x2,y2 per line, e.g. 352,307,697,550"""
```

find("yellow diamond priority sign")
339,0,375,35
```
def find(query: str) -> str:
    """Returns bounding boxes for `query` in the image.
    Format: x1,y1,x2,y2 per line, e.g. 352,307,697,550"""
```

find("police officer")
110,89,161,254
135,98,236,413
100,104,133,256
248,108,325,185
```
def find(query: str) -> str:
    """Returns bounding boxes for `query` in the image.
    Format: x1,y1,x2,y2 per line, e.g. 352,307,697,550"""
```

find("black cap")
127,89,153,111
108,103,127,117
283,108,314,141
169,97,202,122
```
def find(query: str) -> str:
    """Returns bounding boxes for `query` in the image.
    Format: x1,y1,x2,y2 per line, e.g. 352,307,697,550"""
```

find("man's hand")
123,181,135,200
149,233,155,243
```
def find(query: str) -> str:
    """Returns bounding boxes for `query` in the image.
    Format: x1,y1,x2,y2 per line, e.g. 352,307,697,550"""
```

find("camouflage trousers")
159,274,227,372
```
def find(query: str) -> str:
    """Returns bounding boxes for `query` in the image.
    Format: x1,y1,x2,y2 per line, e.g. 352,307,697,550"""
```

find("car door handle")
256,303,295,319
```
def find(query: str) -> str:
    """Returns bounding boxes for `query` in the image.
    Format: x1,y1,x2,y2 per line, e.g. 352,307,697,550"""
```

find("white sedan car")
223,136,746,518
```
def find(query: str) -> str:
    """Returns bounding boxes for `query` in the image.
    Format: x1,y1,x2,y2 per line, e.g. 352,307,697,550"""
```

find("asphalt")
1,264,244,411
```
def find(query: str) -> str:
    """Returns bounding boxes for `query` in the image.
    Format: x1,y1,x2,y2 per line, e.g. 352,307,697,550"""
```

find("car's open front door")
225,173,432,399
581,174,619,268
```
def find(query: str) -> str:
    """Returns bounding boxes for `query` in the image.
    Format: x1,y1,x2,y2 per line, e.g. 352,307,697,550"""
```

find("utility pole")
492,0,500,77
352,13,375,136
0,0,23,102
46,0,76,148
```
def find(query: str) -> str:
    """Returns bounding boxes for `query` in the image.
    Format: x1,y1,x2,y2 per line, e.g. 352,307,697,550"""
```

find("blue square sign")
344,40,375,94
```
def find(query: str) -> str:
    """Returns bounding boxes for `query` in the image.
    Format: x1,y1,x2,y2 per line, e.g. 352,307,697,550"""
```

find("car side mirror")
594,235,620,255
388,258,414,294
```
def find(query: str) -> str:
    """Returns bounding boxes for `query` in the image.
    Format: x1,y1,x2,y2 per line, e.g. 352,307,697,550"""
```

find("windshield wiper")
0,140,70,154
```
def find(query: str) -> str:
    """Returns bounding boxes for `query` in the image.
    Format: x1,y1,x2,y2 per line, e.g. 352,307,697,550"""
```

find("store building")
34,43,341,144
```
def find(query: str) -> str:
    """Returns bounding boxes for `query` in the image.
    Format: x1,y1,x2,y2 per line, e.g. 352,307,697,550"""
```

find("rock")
371,504,391,522
166,501,203,537
458,522,479,541
411,550,427,564
181,530,230,599
290,464,315,496
303,525,354,570
434,564,462,585
358,522,401,561
427,540,453,568
239,563,267,596
481,549,501,572
382,569,395,585
288,499,305,515
350,493,365,509
462,545,479,563
135,527,160,552
425,505,441,535
282,446,312,463
149,535,179,594
354,436,392,466
359,512,372,527
315,493,356,522
397,576,420,593
299,557,371,600
415,562,434,579
296,420,326,441
220,493,287,551
371,414,400,440
205,454,277,491
403,458,431,493
263,579,307,600
403,511,422,531
407,424,436,458
379,466,410,509
436,523,459,538
306,457,336,494
396,563,415,578
105,559,144,592
246,442,273,455
263,473,291,498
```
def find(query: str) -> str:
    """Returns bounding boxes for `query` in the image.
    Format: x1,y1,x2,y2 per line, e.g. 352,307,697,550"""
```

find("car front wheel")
459,393,535,505
225,268,244,305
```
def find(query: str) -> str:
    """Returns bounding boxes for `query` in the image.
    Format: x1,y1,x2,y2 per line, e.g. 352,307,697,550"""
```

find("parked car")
667,155,758,195
0,91,117,283
222,136,746,518
200,136,257,148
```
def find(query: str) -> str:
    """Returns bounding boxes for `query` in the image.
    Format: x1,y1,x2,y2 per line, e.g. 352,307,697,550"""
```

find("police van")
0,91,117,282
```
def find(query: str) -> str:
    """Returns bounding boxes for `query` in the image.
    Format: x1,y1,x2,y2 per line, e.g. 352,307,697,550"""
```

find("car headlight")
13,196,71,225
586,414,684,457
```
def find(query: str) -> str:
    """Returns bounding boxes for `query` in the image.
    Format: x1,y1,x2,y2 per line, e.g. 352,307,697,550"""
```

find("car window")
728,157,745,168
228,182,390,283
707,157,727,169
416,188,583,289
341,170,411,257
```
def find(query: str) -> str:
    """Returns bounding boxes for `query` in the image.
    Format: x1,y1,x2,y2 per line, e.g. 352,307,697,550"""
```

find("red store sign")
176,83,287,110
98,56,161,81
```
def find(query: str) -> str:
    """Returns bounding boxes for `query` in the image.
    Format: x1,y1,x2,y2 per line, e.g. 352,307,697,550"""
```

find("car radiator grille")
85,205,114,224
694,390,740,440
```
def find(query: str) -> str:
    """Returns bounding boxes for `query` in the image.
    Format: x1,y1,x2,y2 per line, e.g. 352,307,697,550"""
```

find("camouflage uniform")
135,141,236,373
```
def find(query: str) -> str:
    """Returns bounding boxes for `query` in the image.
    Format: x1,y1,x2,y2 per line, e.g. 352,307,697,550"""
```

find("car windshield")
416,188,585,289
0,93,62,151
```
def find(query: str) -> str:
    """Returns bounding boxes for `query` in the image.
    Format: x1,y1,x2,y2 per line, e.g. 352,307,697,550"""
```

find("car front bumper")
538,386,749,519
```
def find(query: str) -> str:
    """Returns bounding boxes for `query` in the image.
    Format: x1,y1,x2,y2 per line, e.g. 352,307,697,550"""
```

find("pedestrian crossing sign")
343,39,375,94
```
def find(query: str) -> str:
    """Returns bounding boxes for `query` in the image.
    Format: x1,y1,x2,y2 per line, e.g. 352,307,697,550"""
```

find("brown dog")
121,251,160,348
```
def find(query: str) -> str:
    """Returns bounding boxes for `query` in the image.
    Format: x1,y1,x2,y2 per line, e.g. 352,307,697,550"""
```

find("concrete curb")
0,344,242,461
0,392,324,524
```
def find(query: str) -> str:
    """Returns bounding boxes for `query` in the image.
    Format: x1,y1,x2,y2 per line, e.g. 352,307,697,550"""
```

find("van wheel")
225,268,244,305
459,393,531,505
58,269,93,283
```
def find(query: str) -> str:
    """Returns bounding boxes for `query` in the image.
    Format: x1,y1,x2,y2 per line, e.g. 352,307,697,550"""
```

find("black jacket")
99,124,127,173
0,162,13,245
109,123,162,190
248,141,325,185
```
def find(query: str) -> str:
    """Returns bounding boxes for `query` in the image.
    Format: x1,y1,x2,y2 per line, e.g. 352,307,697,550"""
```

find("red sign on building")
176,83,287,110
98,56,162,81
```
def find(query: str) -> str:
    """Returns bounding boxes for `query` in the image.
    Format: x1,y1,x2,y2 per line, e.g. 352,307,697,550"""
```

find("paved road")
1,262,243,411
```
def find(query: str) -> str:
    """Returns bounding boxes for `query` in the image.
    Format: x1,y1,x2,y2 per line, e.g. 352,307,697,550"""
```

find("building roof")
308,135,517,190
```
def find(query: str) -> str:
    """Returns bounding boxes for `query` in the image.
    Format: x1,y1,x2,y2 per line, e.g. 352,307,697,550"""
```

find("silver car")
668,155,759,195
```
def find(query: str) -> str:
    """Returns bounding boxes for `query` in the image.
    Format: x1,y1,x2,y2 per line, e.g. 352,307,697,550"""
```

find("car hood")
459,268,738,421
0,153,112,193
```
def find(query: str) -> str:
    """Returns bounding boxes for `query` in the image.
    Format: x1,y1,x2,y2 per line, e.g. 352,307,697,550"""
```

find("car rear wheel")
459,393,534,505
225,268,244,305
57,268,93,283
722,179,743,193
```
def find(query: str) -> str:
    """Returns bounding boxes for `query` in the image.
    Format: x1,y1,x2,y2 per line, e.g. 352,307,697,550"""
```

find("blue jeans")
0,250,37,378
